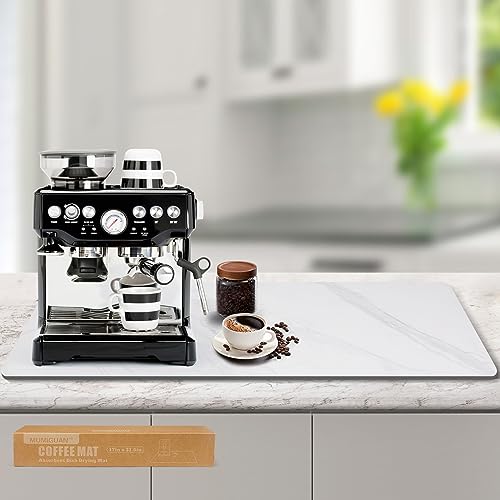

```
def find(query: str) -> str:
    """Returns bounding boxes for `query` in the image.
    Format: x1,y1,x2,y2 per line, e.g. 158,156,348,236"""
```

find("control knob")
167,205,181,219
150,206,163,219
82,205,96,219
47,205,61,219
133,206,146,219
64,204,80,220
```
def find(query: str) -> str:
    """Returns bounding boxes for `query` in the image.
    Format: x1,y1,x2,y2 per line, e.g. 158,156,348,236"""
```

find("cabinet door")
152,414,311,500
226,0,276,97
0,414,150,500
314,414,500,500
127,0,211,97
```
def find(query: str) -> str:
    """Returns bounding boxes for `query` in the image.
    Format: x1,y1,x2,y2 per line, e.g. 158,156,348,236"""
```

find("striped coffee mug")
109,286,161,331
121,148,177,189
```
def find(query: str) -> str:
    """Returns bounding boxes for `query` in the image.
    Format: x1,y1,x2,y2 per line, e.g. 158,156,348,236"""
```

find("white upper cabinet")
225,0,399,100
127,0,211,98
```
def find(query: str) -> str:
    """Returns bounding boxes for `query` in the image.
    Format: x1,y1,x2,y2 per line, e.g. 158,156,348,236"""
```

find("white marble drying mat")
1,282,497,379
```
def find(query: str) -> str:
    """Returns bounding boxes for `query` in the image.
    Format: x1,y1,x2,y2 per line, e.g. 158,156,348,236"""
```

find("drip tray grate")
48,306,115,322
47,305,180,324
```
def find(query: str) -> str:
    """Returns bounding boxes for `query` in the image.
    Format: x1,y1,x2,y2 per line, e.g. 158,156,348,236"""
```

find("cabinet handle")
271,66,294,79
193,74,209,90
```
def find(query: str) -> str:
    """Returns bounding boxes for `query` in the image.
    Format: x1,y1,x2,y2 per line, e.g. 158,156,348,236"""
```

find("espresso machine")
32,150,210,366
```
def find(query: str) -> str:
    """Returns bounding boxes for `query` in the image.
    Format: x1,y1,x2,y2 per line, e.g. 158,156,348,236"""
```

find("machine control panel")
37,189,194,245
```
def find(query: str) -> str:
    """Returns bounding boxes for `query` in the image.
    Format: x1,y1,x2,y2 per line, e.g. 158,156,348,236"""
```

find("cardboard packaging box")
14,425,215,467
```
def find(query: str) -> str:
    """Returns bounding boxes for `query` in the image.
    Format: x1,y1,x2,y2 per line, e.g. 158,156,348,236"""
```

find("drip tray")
43,323,184,336
47,305,180,326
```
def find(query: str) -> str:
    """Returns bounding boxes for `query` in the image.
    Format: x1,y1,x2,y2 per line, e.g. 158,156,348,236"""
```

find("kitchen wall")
271,92,401,208
6,0,500,273
0,0,18,267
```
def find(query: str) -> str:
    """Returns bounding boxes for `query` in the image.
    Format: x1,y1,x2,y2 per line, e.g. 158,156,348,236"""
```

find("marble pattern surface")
1,273,500,412
2,281,496,378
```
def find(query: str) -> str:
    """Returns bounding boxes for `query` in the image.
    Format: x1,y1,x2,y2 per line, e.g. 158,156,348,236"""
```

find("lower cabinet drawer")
152,414,311,500
0,414,150,500
314,414,500,500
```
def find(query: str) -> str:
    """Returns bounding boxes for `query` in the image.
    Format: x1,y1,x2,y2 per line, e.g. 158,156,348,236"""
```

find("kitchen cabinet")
120,0,216,190
313,414,500,500
127,0,211,98
0,414,150,500
225,0,398,100
152,414,311,500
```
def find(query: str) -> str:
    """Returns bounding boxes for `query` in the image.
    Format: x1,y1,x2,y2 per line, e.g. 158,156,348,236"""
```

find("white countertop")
1,273,500,412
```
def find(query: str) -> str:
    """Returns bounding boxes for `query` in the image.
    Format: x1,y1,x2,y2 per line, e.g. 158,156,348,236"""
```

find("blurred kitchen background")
3,0,500,272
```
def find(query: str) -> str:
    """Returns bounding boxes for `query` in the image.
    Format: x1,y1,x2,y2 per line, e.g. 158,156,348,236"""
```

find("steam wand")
176,257,211,315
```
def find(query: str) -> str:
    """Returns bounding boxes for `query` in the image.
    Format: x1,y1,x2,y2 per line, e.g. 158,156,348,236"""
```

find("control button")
167,205,181,219
47,205,61,219
133,205,146,219
64,204,80,220
150,206,163,219
82,205,96,219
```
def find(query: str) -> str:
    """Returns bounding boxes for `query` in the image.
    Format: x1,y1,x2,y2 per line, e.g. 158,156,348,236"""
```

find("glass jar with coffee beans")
216,261,257,316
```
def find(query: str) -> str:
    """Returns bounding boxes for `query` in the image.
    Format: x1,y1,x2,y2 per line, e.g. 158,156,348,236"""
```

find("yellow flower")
375,90,404,116
402,79,433,105
427,92,446,114
448,80,469,105
401,79,447,114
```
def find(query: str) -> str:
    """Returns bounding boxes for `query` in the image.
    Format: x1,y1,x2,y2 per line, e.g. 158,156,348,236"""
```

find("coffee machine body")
32,151,207,366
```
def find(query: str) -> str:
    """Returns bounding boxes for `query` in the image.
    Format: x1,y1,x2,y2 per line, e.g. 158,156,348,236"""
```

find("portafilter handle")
177,257,211,315
137,258,175,286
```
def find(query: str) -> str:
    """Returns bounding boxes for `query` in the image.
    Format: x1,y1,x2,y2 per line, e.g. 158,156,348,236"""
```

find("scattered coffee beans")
268,321,299,360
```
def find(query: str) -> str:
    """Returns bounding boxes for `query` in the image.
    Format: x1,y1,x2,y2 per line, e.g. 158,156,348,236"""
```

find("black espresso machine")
32,150,210,366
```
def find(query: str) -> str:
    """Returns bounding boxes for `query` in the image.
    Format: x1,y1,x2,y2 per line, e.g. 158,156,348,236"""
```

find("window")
462,0,500,130
479,0,500,126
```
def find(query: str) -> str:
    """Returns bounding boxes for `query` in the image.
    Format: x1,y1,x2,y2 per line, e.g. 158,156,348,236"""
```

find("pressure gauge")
101,209,128,235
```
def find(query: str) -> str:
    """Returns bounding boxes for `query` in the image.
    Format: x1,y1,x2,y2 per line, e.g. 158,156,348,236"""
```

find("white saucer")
212,330,278,360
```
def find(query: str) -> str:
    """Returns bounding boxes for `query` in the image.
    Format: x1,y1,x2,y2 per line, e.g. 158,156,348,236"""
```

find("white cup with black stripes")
109,286,162,331
121,148,177,189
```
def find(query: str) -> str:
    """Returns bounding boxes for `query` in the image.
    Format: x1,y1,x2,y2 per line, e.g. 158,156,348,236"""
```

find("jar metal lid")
217,261,257,280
